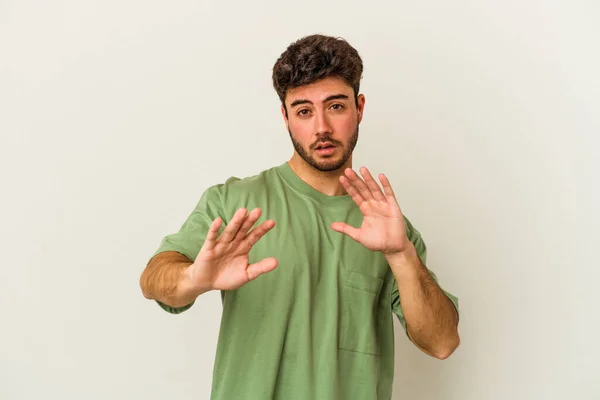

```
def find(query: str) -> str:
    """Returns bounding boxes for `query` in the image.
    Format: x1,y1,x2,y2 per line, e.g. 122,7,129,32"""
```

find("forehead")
285,76,354,105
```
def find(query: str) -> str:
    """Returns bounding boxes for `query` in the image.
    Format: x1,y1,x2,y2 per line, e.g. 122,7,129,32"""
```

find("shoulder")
208,164,280,202
222,165,278,190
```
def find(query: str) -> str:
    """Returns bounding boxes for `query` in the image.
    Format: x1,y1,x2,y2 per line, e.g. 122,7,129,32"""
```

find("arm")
140,251,211,308
140,183,225,314
141,206,278,312
329,166,460,359
386,246,460,359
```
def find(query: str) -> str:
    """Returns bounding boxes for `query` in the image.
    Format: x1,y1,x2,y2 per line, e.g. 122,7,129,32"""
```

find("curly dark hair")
272,34,363,108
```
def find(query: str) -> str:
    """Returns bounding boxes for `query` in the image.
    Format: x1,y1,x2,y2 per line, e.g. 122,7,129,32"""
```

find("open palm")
330,167,410,255
191,207,278,291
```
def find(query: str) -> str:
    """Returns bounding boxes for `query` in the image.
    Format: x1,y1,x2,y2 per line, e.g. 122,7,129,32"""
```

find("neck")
288,153,351,197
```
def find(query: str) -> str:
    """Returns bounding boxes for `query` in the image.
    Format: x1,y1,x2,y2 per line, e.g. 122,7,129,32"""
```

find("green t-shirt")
152,162,459,400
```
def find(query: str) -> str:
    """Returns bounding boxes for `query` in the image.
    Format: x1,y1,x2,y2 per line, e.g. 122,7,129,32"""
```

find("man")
140,34,460,400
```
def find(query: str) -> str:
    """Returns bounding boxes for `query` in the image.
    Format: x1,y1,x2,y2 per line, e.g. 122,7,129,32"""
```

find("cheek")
335,115,358,134
289,121,312,141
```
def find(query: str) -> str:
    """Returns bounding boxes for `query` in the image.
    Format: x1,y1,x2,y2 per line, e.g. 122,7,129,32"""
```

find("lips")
314,143,337,156
315,142,335,149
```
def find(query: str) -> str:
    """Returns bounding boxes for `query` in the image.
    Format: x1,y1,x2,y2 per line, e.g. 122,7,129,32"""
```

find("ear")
356,94,366,123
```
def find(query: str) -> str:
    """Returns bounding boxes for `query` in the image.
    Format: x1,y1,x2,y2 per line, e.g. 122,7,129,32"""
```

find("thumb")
246,257,278,281
330,222,360,242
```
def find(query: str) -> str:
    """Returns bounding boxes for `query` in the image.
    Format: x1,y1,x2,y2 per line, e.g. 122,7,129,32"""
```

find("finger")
234,208,262,241
359,167,386,201
330,222,360,242
379,173,401,209
246,257,278,281
344,168,374,201
203,217,223,251
245,219,276,247
339,175,365,207
219,208,248,243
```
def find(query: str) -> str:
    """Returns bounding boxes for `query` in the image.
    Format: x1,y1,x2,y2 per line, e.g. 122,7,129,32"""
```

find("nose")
314,111,333,136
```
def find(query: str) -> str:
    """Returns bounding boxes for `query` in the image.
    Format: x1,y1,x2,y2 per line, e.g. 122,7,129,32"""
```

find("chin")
312,158,347,172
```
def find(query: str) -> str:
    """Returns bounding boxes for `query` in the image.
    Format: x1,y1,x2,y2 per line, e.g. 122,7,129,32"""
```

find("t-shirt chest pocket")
338,271,386,356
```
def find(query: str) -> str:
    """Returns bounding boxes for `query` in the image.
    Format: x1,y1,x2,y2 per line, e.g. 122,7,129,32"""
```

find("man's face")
282,76,365,172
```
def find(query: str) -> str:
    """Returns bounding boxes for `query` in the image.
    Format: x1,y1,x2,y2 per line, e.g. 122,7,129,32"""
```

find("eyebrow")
290,94,350,108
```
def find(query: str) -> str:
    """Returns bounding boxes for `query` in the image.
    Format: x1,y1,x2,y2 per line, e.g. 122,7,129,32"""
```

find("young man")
140,34,460,400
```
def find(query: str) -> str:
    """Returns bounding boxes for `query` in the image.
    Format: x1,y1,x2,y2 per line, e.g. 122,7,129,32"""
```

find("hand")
189,208,278,291
330,167,410,256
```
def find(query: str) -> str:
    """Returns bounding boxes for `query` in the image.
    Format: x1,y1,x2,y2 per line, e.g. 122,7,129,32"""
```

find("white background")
1,1,598,399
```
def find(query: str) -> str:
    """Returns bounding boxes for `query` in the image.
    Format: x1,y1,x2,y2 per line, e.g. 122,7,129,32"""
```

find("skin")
282,76,365,196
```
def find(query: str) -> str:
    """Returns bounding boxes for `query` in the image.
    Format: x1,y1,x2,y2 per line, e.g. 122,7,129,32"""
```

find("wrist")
384,244,421,273
182,263,213,296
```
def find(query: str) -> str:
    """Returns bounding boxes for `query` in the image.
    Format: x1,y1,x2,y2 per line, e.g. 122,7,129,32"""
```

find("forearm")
387,245,459,359
140,251,209,308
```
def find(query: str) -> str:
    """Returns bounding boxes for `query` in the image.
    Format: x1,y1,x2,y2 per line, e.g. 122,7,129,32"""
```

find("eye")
297,109,311,117
330,103,345,111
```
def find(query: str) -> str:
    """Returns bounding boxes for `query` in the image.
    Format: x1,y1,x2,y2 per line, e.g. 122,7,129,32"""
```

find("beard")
288,124,359,172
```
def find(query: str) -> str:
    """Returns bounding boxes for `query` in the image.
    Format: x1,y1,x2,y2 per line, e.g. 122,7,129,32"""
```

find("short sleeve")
150,184,226,313
391,217,460,337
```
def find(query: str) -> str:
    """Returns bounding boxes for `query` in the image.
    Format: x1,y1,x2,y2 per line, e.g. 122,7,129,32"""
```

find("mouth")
315,142,335,150
314,142,337,155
